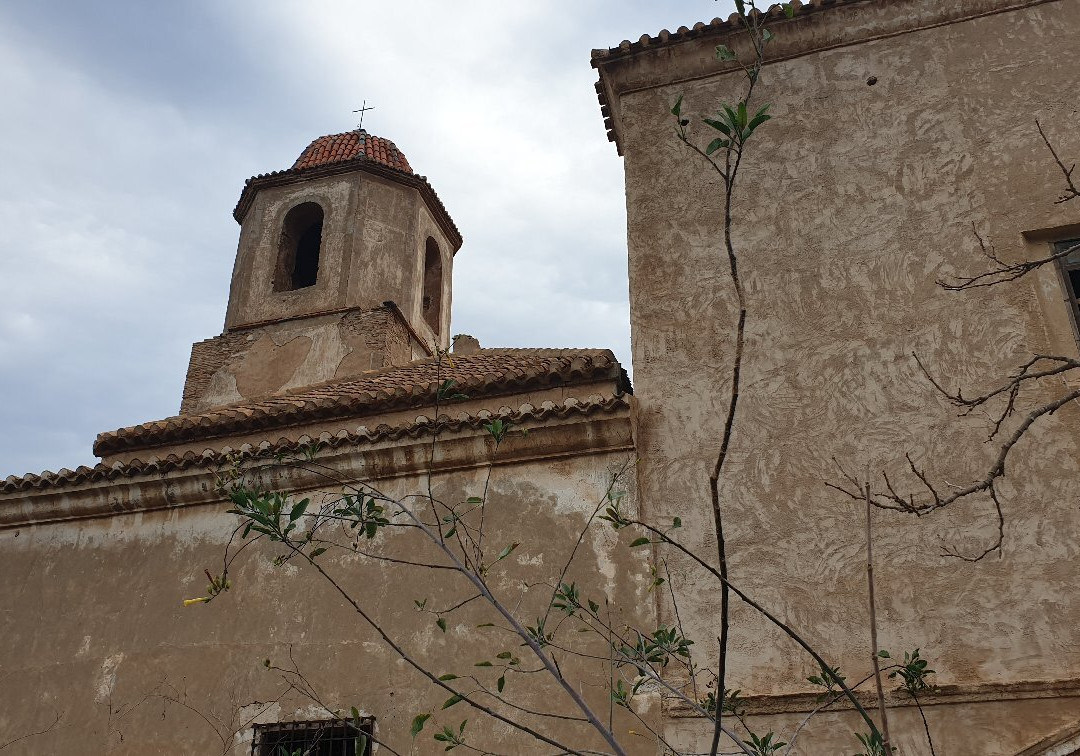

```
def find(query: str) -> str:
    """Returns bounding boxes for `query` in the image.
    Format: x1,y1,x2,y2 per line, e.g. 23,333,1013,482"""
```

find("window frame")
1053,237,1080,349
251,717,374,756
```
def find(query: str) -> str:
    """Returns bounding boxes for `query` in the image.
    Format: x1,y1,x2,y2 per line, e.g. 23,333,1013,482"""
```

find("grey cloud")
0,1,735,476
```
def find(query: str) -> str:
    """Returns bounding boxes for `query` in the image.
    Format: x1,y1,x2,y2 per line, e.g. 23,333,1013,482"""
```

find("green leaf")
438,673,458,681
672,517,682,528
466,497,483,504
629,537,651,547
310,547,327,558
493,542,519,564
474,661,493,667
436,618,447,632
706,138,729,155
746,105,773,135
761,28,774,43
289,499,309,522
670,95,683,117
588,599,600,613
497,675,505,693
441,694,464,710
495,651,512,659
715,44,736,62
878,650,891,658
702,117,732,136
444,526,457,539
783,2,795,19
410,713,431,737
476,623,495,628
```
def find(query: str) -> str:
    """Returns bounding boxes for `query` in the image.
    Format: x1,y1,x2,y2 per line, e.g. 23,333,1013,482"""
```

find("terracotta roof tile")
232,129,462,249
92,348,629,457
1,394,630,497
292,130,413,174
591,1,864,65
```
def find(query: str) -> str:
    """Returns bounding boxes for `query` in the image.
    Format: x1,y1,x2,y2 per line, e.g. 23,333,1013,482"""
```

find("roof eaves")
4,394,630,496
91,350,628,457
233,159,463,251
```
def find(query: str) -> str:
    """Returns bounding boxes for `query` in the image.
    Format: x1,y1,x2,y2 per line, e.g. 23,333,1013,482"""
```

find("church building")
3,1,1080,754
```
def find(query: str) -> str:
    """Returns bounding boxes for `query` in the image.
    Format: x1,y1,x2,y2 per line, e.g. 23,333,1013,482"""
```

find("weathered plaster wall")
411,201,454,352
0,419,651,754
605,0,1080,751
223,170,454,354
180,307,412,415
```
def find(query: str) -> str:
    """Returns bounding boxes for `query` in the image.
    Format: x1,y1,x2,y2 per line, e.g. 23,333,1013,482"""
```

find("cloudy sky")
0,1,737,477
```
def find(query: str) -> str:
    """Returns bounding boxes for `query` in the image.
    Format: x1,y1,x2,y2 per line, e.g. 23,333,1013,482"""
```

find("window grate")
1055,238,1080,340
252,718,373,756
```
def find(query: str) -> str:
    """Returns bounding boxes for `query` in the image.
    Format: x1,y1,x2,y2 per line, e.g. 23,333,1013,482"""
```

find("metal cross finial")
352,100,374,130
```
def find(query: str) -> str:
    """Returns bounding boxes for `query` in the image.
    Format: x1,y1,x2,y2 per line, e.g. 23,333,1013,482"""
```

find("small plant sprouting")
744,731,786,756
807,662,846,700
884,648,935,695
483,417,511,444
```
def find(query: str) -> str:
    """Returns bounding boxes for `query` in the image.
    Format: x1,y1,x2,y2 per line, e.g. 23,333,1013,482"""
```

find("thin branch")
831,387,1080,520
941,483,1006,562
938,225,1079,291
387,502,628,756
1037,119,1079,204
865,482,892,751
285,544,591,755
911,689,938,756
627,518,882,737
0,711,62,752
939,123,1076,290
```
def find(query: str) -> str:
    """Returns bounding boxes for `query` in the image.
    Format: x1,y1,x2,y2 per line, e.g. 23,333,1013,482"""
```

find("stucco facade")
3,2,1080,753
0,130,649,754
594,0,1080,752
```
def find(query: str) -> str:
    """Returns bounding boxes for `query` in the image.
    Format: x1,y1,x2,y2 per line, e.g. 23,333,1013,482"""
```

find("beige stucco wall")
602,0,1080,752
180,306,415,414
224,171,454,352
0,411,651,754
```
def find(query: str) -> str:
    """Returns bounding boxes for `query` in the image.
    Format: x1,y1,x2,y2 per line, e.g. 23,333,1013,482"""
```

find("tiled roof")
591,0,825,63
292,130,413,174
232,130,462,249
1,394,630,497
92,349,630,457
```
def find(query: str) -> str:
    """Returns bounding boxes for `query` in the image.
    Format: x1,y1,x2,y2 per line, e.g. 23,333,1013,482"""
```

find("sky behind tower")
0,1,737,476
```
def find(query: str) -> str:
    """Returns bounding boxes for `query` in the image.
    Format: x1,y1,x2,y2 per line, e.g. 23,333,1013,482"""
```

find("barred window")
1055,238,1080,338
252,718,373,756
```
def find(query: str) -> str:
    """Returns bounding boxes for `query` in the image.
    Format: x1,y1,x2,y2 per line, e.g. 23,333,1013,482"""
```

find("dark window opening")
252,718,373,756
1055,238,1080,336
422,237,443,336
276,202,324,292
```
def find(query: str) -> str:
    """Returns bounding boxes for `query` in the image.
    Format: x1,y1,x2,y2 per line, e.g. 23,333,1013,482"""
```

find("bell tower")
179,129,462,415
